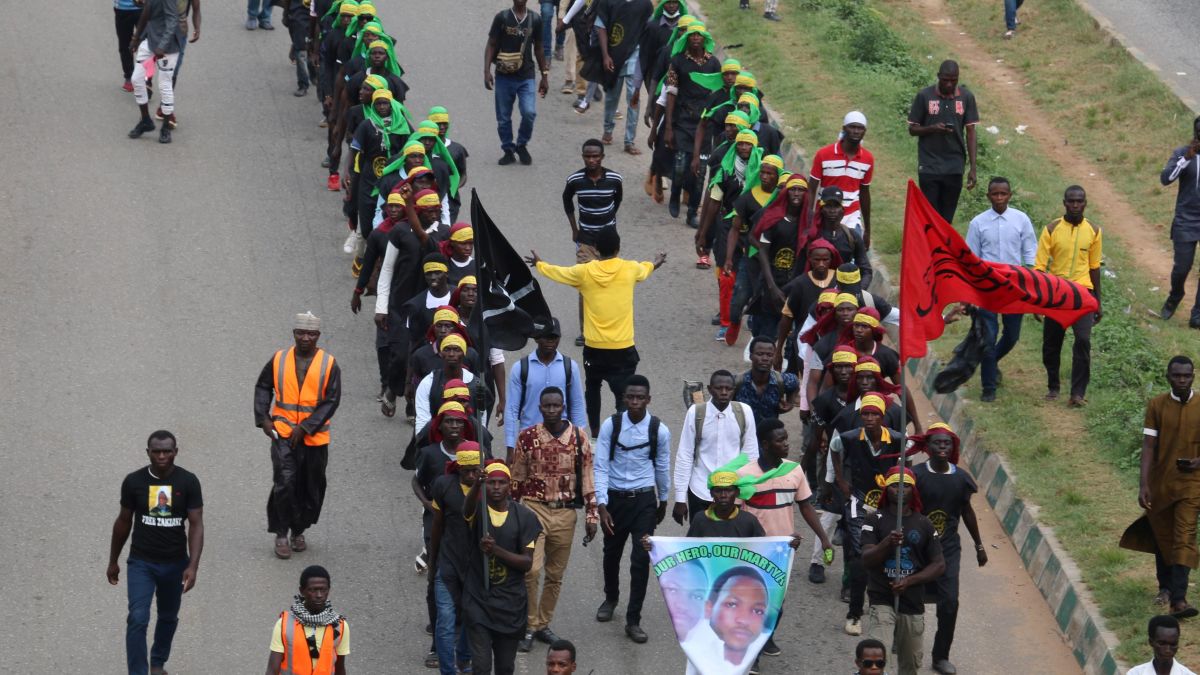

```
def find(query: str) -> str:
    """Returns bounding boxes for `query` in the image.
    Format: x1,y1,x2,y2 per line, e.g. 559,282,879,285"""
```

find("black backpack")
517,354,574,417
607,412,662,462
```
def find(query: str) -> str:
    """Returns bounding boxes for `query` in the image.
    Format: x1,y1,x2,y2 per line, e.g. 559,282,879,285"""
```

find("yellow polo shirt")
1034,217,1102,289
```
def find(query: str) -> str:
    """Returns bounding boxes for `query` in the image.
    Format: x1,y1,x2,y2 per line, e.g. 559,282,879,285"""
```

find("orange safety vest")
278,610,344,675
271,347,335,446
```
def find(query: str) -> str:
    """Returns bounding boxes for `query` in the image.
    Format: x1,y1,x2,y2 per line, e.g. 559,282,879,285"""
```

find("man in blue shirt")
964,176,1036,402
735,337,800,423
593,374,671,644
504,317,587,454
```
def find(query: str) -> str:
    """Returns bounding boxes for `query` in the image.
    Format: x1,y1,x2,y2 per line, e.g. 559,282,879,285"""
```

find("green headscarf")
411,128,461,198
737,91,763,125
346,7,379,37
353,27,404,77
363,92,413,158
692,57,740,94
711,130,764,219
708,453,800,501
427,106,451,134
322,0,357,21
670,23,715,58
651,0,689,21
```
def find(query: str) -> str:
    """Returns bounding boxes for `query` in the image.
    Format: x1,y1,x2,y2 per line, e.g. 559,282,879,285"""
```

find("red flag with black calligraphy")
899,181,1099,363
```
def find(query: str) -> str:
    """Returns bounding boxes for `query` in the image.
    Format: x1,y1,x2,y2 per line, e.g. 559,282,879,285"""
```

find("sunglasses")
860,659,886,668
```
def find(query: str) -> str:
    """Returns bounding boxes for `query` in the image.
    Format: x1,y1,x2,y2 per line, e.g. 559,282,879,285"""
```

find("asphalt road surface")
1081,0,1200,111
0,1,1081,672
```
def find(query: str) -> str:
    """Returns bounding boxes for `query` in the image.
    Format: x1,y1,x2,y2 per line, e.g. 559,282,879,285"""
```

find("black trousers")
1157,550,1191,605
582,345,639,432
686,488,712,522
1168,239,1200,319
466,623,522,675
670,150,703,216
930,538,962,661
115,8,141,80
267,439,328,536
385,322,412,396
918,173,964,225
357,184,378,239
1042,306,1095,399
602,490,657,625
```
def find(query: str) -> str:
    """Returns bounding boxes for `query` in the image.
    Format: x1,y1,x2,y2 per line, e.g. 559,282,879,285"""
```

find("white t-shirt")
1127,660,1196,675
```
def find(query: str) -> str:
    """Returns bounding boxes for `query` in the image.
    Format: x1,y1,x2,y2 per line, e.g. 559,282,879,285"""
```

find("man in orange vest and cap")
255,312,343,559
267,565,350,675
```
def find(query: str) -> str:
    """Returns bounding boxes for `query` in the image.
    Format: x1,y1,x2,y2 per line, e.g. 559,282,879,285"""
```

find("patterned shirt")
512,423,599,524
734,370,800,424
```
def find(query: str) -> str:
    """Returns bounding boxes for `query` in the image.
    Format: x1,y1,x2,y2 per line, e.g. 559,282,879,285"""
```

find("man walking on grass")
1159,116,1200,329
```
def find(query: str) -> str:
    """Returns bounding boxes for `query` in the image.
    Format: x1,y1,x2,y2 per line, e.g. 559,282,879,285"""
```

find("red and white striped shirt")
809,141,875,219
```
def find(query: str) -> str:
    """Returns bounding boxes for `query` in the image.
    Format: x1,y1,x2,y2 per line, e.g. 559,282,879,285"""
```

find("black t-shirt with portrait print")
783,272,832,323
489,8,542,80
462,499,542,633
120,465,203,562
913,460,977,553
756,215,800,287
862,507,942,614
352,119,409,188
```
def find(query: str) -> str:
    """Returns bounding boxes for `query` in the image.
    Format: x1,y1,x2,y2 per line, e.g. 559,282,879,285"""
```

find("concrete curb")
689,3,1124,671
905,357,1125,675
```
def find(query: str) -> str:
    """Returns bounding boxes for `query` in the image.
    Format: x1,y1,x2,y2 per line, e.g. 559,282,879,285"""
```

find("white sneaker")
342,230,360,254
844,617,862,636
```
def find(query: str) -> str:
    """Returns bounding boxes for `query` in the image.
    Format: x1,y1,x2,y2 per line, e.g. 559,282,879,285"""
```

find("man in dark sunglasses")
854,638,888,675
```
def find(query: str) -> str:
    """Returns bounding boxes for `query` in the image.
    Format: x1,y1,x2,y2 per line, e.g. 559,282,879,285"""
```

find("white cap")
294,312,321,331
843,110,868,128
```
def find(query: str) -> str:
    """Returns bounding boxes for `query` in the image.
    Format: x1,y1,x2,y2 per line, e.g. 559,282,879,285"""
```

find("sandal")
274,537,292,559
1003,29,1014,39
696,255,711,269
1156,590,1172,606
624,143,642,156
381,397,397,418
1172,602,1199,619
290,534,307,552
601,133,613,145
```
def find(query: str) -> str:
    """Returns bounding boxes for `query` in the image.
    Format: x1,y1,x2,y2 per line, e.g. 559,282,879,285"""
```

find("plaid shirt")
512,423,598,524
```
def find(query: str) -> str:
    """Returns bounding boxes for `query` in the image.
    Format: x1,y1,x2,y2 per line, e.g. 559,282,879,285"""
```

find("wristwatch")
541,69,550,76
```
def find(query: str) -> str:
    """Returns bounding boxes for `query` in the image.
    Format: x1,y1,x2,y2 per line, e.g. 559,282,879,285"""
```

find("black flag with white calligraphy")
469,189,552,351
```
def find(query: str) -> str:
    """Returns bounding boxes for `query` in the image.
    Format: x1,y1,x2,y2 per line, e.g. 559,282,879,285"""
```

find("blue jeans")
1003,0,1025,30
126,557,188,675
246,0,271,21
494,75,537,152
540,2,557,61
434,571,471,675
603,75,639,147
977,309,1023,392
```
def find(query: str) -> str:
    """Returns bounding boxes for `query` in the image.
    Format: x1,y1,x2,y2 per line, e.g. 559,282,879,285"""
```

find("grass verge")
695,0,1200,663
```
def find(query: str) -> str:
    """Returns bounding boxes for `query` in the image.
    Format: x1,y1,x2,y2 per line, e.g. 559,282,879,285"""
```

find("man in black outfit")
285,0,316,96
108,430,205,675
907,59,979,224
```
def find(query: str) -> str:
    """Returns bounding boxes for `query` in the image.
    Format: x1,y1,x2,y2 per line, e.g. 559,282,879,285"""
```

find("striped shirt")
809,141,875,218
562,168,624,232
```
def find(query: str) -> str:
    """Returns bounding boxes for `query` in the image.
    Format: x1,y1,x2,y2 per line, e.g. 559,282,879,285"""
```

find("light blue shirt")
594,411,672,505
504,351,587,448
965,206,1037,266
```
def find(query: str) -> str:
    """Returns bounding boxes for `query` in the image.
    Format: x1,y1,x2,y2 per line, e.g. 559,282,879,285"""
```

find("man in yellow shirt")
526,227,666,432
1034,185,1103,407
267,565,349,675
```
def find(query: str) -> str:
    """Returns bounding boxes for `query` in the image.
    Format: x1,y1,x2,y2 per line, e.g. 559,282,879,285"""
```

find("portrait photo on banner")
648,536,796,675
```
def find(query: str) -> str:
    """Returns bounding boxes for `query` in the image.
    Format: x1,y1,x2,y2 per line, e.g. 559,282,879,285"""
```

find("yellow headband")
883,471,917,487
450,226,474,243
457,275,477,287
438,401,466,416
735,74,756,89
831,350,858,365
372,89,393,102
835,292,859,308
735,130,759,147
429,112,449,124
762,155,784,171
386,193,405,205
440,333,467,352
340,4,360,15
443,385,470,400
818,290,839,304
486,462,512,477
786,175,809,190
364,74,386,90
721,61,741,74
837,268,862,285
433,308,460,325
725,113,751,129
368,40,387,50
928,422,955,435
709,471,738,488
737,93,759,106
854,313,881,328
855,360,882,373
358,1,376,12
860,394,886,413
677,16,697,28
455,450,481,466
415,192,441,208
424,261,449,274
403,141,426,156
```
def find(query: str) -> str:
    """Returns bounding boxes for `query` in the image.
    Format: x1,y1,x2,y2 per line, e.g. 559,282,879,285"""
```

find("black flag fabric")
469,189,551,351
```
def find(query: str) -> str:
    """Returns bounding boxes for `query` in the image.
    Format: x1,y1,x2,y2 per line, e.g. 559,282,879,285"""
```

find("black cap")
531,317,562,338
819,186,844,204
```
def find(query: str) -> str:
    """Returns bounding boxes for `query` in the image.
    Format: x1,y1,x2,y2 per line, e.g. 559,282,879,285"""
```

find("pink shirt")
737,461,812,537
